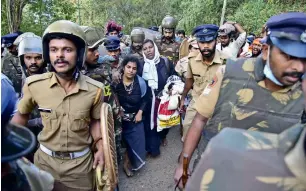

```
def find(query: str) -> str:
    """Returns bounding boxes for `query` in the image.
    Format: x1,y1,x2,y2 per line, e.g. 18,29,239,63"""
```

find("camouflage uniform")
1,54,23,97
186,123,306,191
121,28,145,62
155,37,180,65
155,15,180,65
195,57,304,162
82,58,123,163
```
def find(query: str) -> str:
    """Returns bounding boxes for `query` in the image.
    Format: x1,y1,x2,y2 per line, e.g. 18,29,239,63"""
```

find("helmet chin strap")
49,64,80,81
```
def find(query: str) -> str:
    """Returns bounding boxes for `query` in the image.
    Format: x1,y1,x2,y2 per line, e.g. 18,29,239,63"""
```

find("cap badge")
202,29,208,33
301,30,306,43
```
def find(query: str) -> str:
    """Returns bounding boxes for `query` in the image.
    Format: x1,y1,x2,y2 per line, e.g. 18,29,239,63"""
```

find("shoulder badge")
209,75,218,88
85,75,104,89
26,72,52,85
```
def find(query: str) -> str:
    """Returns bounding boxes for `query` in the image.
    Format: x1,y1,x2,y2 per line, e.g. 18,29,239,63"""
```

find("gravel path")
118,126,195,191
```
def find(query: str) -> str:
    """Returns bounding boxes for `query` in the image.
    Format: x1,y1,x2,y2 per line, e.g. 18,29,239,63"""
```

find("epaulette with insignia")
85,75,104,89
26,72,52,85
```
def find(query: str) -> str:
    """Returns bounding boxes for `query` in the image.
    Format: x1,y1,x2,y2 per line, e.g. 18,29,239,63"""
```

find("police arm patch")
209,75,218,88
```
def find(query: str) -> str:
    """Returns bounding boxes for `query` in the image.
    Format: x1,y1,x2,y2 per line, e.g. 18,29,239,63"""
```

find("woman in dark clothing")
140,39,176,157
115,55,148,177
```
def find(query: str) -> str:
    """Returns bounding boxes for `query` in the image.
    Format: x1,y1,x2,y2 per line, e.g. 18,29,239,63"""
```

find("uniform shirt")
186,123,306,191
216,32,247,59
156,37,180,65
186,50,226,99
18,72,104,152
1,53,23,97
175,51,199,79
195,64,299,119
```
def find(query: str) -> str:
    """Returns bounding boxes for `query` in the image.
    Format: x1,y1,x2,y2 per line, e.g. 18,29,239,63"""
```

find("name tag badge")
38,108,52,113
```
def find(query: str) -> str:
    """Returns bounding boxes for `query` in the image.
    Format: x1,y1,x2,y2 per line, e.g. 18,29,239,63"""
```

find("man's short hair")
177,30,185,36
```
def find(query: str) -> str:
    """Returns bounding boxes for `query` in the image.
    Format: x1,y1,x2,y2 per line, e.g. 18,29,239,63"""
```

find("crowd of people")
1,10,306,191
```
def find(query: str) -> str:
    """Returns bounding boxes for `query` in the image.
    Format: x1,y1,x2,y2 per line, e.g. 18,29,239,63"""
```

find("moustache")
54,59,69,65
135,45,142,49
283,71,303,79
200,49,213,54
29,64,39,69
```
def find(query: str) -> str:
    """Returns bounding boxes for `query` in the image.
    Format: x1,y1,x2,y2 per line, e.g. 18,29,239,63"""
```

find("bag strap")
137,75,147,98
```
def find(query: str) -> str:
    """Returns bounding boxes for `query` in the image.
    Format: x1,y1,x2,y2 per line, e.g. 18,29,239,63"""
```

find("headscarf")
142,42,160,90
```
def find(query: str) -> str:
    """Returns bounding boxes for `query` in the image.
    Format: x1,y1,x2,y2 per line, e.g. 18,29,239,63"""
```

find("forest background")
2,0,306,37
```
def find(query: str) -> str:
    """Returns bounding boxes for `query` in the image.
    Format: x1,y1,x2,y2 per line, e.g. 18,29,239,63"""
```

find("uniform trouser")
34,148,93,191
182,99,197,141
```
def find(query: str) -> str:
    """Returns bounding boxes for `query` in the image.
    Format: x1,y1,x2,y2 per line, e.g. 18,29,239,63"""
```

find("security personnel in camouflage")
81,26,123,162
155,15,180,65
104,36,124,84
186,123,306,191
18,36,47,145
174,12,306,189
122,28,145,62
1,32,23,97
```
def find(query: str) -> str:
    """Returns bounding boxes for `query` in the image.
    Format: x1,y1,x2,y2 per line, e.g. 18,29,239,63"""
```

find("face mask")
263,46,283,86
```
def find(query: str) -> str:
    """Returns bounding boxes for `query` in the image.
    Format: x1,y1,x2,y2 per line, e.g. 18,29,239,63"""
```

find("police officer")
18,36,47,84
179,25,227,142
2,74,54,191
11,20,105,190
175,38,199,81
1,32,23,97
174,12,306,188
104,36,123,84
155,15,180,65
186,122,306,191
122,28,145,62
81,26,123,163
18,36,47,149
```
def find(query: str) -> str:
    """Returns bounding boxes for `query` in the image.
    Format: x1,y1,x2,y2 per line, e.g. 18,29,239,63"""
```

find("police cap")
1,32,23,48
104,36,120,51
192,24,219,43
266,12,306,58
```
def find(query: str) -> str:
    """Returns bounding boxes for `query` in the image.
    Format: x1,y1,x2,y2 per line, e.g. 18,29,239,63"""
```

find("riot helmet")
42,20,87,75
130,29,145,43
18,36,44,77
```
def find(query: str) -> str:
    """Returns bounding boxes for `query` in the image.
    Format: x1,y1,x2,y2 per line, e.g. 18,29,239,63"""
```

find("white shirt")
217,32,247,59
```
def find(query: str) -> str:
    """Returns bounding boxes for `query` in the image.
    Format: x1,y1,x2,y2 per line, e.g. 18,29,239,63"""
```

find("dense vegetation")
2,0,306,36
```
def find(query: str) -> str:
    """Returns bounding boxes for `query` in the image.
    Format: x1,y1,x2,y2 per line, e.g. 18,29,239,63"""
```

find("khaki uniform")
175,51,199,80
182,50,226,140
186,123,306,191
18,72,104,190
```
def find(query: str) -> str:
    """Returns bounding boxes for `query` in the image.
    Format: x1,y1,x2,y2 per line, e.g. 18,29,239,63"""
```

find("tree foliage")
1,0,306,36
